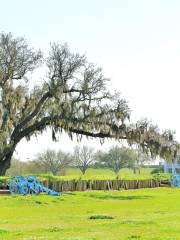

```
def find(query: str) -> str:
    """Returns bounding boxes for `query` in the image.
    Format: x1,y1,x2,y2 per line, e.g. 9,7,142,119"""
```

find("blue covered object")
9,176,60,196
164,160,180,188
170,174,180,188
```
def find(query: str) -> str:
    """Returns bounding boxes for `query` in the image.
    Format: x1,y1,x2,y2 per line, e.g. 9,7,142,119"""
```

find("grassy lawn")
0,188,180,239
33,168,161,181
61,167,156,180
3,166,169,182
2,168,161,182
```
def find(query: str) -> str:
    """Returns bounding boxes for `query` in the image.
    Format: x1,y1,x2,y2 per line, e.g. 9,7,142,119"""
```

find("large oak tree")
0,33,178,175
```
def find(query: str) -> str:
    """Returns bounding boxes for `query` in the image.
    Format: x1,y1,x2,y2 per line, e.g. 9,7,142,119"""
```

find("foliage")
95,146,138,174
0,32,178,175
151,165,164,174
0,189,180,239
132,147,154,173
5,158,43,176
152,173,171,180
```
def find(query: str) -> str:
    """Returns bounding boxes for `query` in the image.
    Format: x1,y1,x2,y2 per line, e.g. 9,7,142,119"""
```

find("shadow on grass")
88,194,153,201
128,235,141,239
62,192,76,195
37,227,62,233
120,220,155,225
48,227,62,232
0,229,9,235
89,214,114,220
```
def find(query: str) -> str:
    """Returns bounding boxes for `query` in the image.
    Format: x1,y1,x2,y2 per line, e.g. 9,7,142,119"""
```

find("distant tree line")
6,145,155,176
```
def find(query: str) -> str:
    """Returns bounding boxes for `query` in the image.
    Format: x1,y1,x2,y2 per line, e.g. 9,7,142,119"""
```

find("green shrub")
151,166,164,174
152,173,170,180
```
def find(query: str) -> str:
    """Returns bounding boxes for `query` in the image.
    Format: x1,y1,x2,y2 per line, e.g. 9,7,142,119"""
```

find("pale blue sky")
1,0,180,159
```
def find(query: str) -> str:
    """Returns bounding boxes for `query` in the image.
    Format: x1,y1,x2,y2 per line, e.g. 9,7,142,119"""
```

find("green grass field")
34,167,165,181
0,188,180,240
62,167,155,180
36,167,168,181
1,167,169,183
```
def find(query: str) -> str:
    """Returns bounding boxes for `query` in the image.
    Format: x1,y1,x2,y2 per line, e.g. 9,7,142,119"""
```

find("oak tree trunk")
0,149,15,176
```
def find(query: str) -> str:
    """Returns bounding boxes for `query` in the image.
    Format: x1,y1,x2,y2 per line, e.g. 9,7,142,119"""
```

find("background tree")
0,32,178,175
5,158,25,176
133,147,153,174
73,145,94,174
6,158,43,176
96,146,137,174
35,149,72,175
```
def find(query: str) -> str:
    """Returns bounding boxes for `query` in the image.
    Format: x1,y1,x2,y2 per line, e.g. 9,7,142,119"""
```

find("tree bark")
81,167,87,175
0,147,15,176
0,158,11,176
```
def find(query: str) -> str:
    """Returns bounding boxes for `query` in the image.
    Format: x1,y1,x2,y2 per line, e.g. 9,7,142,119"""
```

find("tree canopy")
0,32,179,175
95,146,137,174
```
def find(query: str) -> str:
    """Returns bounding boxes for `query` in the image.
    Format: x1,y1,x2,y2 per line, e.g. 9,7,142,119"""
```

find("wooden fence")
42,179,169,192
0,179,169,192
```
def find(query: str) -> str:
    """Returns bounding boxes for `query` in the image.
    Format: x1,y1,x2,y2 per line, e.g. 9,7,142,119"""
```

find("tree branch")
16,113,127,143
11,91,52,138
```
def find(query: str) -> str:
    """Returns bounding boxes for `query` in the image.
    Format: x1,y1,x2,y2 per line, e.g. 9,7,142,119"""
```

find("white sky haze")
1,0,180,160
